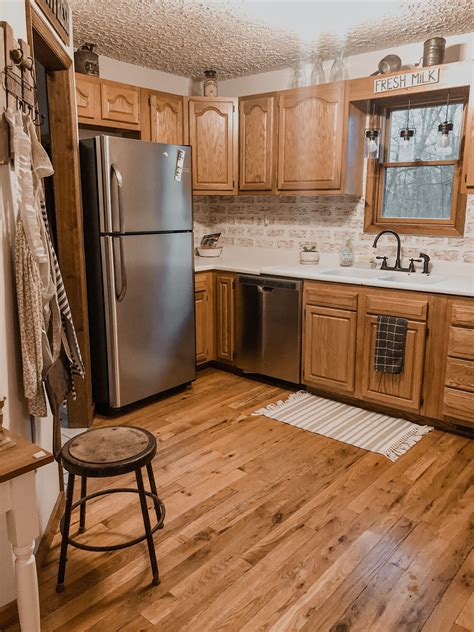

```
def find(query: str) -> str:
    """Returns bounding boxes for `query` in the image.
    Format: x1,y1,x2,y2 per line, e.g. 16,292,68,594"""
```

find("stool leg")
135,468,160,586
79,476,87,534
146,462,165,528
56,472,75,593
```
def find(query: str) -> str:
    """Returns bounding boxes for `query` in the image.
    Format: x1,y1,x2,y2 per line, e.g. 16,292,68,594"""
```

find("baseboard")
35,490,65,570
0,599,18,630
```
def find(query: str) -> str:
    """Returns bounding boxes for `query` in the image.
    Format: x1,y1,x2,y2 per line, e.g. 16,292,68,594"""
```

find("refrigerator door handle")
110,162,125,233
112,236,128,302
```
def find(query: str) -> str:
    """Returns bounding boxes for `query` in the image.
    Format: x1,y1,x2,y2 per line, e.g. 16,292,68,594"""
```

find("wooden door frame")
26,2,93,427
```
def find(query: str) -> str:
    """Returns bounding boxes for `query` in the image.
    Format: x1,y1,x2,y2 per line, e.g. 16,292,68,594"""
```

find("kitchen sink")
321,268,446,285
321,268,380,279
376,272,447,285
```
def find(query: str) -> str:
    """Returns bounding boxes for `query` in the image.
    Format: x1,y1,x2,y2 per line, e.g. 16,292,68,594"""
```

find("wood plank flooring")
7,368,473,631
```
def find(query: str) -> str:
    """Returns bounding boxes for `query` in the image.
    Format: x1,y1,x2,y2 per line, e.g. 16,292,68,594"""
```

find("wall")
219,33,473,96
0,0,62,607
194,194,474,264
98,55,193,95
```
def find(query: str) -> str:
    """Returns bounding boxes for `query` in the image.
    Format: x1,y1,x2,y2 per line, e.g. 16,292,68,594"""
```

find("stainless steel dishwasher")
236,275,302,383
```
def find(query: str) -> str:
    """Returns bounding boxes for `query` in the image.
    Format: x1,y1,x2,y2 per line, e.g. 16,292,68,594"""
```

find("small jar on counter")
339,240,354,267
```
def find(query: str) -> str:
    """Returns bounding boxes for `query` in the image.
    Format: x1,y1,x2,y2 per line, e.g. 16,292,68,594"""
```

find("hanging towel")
374,315,408,374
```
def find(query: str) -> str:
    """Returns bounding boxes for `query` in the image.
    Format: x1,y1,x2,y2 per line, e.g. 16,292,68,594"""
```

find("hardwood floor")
8,368,474,631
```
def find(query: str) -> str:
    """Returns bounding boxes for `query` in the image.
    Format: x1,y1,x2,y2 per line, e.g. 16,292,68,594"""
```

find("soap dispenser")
339,239,354,267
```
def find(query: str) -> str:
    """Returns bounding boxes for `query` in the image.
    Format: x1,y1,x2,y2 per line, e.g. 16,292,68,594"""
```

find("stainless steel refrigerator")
80,135,195,412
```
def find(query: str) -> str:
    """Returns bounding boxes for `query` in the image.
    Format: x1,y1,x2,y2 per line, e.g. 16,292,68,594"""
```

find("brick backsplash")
194,194,474,264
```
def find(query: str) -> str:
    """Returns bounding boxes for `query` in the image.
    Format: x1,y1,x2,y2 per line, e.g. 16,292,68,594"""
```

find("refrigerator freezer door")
101,136,192,234
102,232,196,408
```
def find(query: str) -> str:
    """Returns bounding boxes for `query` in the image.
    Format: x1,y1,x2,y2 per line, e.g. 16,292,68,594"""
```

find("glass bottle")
291,61,307,88
311,56,325,85
330,50,347,82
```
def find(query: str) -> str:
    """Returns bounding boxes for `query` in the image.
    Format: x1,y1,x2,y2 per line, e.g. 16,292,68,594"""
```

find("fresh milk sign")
374,68,440,93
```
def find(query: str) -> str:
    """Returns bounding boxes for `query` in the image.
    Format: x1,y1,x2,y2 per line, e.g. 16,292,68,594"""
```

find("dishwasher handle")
257,286,275,293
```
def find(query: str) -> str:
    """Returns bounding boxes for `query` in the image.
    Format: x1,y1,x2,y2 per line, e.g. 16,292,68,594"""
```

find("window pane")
381,165,454,219
388,103,463,162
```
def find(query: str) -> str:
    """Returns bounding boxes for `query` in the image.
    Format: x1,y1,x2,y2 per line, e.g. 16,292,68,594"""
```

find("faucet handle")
376,256,388,270
409,258,422,273
419,252,431,274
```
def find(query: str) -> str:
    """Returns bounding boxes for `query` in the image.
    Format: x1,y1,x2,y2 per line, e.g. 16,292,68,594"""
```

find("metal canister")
422,37,446,67
74,43,99,76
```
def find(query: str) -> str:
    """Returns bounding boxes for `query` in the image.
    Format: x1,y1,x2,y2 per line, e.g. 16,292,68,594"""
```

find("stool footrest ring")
59,487,166,553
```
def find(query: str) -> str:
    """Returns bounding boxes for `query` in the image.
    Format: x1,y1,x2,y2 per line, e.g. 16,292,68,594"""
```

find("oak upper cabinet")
278,82,346,191
239,94,276,191
359,292,428,412
185,97,238,194
75,75,100,120
150,92,183,144
75,74,141,130
101,81,140,126
195,273,213,365
215,273,235,363
303,282,358,394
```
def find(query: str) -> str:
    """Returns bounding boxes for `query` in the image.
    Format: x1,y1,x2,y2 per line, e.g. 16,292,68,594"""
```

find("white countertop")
194,247,474,297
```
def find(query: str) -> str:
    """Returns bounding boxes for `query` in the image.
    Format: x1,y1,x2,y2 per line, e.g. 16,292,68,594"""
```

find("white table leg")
5,472,41,632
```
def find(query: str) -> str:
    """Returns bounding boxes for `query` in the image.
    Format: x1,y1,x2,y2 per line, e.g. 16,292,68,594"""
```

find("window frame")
364,93,468,236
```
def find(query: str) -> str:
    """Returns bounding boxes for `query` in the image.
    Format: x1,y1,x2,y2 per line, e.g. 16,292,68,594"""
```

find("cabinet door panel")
445,358,474,392
76,76,100,120
188,99,236,191
361,315,426,411
101,83,139,125
240,95,275,190
195,289,209,364
215,274,235,362
443,388,474,426
278,83,345,190
150,93,183,145
448,326,474,360
303,305,356,394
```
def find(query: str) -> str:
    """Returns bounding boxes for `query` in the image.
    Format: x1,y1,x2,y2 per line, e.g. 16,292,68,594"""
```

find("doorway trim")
26,1,93,428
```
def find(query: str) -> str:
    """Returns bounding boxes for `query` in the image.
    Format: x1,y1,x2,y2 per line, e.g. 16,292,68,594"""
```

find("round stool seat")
61,426,157,477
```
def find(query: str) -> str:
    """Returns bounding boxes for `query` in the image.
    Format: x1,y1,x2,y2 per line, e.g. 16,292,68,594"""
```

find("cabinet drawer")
445,358,474,392
451,302,474,327
195,272,209,292
448,327,474,360
443,388,474,426
365,294,428,320
304,282,358,311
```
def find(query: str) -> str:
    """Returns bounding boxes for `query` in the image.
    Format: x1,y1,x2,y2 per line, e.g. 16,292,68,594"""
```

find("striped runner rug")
253,391,433,462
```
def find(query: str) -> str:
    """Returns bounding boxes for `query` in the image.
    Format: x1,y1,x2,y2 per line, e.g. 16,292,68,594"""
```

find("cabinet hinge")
420,398,424,407
233,104,235,112
425,327,429,336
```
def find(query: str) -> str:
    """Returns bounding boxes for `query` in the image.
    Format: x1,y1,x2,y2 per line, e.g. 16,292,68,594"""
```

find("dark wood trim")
30,3,71,70
46,67,94,427
26,4,94,428
34,0,70,46
364,96,469,237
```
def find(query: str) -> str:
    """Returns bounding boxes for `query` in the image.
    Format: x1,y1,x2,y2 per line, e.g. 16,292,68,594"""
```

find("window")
365,97,468,236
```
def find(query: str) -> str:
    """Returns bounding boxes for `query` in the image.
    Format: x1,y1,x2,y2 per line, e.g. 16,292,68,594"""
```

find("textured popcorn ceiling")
71,0,473,80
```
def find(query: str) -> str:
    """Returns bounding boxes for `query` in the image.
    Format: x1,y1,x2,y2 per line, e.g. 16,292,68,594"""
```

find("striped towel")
374,315,408,374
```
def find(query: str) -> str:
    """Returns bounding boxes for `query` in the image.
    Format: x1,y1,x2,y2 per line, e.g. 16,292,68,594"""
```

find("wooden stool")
56,426,165,593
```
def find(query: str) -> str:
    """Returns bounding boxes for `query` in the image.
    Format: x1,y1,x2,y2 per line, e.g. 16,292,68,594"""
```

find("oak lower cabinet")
360,315,427,412
185,97,238,194
239,94,277,191
194,272,214,365
303,282,358,394
442,299,474,427
215,273,236,363
359,291,428,413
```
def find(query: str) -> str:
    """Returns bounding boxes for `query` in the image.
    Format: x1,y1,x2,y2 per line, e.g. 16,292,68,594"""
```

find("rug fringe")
384,425,433,462
252,390,308,416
